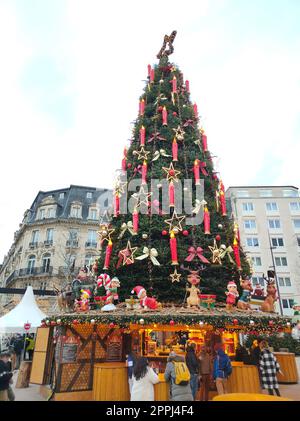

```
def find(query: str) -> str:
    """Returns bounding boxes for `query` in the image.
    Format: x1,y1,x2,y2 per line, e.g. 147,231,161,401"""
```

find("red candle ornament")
121,147,127,171
201,131,208,152
185,80,190,92
169,181,175,207
219,190,227,216
193,159,200,185
172,138,178,161
139,125,145,146
114,193,120,217
150,68,154,83
133,209,139,233
172,76,177,93
203,206,211,234
193,103,198,119
141,160,147,184
170,231,178,265
147,64,151,77
162,106,168,125
104,240,113,270
139,99,145,116
233,238,241,270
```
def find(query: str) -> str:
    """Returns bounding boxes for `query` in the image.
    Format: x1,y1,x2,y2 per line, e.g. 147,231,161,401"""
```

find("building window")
252,276,264,286
59,193,65,200
31,230,39,244
278,277,292,287
42,253,51,273
266,202,278,212
275,257,288,266
259,190,272,197
70,206,82,218
86,192,93,199
46,228,54,243
86,230,97,247
282,299,294,309
244,220,256,230
242,202,254,212
290,202,300,211
47,207,55,218
67,229,78,247
297,237,300,247
237,191,249,198
40,281,47,290
27,255,36,274
293,219,300,229
271,237,284,247
89,209,98,220
85,254,95,267
65,254,76,271
252,257,262,266
268,219,281,229
283,189,298,197
39,209,45,219
246,237,259,247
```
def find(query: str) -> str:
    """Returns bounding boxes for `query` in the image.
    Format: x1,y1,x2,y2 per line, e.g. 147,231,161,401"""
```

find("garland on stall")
41,313,292,334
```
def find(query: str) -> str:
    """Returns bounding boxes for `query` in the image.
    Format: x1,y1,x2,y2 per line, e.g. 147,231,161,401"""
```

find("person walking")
131,357,159,401
259,340,281,396
6,352,15,401
126,352,136,395
0,352,13,401
13,335,24,369
199,346,212,401
213,347,232,395
185,343,199,400
25,334,35,361
164,351,193,401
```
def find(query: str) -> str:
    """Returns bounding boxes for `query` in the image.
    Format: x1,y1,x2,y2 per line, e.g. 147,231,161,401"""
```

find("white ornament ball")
139,318,145,325
142,233,148,239
46,320,50,325
199,321,204,326
56,319,61,325
250,320,255,325
220,244,226,250
157,183,162,189
159,79,164,84
218,224,223,229
91,319,95,324
286,322,291,326
183,104,187,108
183,187,188,191
173,227,179,234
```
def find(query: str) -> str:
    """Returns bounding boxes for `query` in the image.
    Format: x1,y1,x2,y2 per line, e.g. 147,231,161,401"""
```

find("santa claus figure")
225,281,239,311
131,286,158,310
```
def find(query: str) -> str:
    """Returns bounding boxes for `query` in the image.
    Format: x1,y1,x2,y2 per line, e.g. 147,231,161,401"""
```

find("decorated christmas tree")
94,31,251,305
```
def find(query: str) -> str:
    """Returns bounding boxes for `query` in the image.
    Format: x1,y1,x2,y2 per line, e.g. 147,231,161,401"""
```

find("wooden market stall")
31,309,292,401
274,352,299,384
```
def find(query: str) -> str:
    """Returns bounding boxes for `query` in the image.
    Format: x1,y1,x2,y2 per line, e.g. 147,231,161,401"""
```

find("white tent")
0,286,47,334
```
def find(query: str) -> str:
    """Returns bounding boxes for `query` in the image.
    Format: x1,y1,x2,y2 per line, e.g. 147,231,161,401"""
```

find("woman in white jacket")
131,357,160,401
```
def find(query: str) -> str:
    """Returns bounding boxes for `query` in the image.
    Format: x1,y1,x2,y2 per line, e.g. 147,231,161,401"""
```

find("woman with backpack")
213,347,232,395
164,351,193,401
131,357,159,401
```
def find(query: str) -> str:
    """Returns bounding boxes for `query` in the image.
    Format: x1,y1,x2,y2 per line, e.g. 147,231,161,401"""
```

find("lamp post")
267,231,283,315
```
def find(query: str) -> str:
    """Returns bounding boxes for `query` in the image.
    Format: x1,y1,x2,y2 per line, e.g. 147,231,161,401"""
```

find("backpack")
172,361,191,385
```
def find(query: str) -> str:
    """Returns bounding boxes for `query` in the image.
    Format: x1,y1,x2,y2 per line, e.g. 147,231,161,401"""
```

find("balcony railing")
85,241,97,248
29,242,39,249
44,240,53,247
66,240,79,248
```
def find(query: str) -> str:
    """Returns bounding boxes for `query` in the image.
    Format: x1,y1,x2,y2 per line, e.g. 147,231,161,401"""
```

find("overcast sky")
1,0,300,262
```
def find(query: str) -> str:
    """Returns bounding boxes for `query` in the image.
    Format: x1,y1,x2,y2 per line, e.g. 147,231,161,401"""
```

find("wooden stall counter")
227,363,261,394
155,373,169,401
274,352,299,384
213,393,291,401
93,363,130,401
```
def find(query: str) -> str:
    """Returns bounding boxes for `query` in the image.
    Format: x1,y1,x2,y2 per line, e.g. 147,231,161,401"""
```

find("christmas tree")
94,31,251,304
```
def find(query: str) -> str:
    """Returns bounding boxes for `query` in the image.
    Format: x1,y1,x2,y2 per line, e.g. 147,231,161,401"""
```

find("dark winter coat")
250,346,261,366
259,349,280,390
0,360,13,391
185,349,199,375
164,356,193,401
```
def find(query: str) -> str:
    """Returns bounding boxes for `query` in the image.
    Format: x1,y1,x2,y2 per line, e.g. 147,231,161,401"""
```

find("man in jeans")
199,346,212,401
213,347,232,395
185,343,199,400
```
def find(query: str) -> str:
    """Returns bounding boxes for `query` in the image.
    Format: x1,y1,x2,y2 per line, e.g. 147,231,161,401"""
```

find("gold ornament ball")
142,233,148,239
102,230,108,236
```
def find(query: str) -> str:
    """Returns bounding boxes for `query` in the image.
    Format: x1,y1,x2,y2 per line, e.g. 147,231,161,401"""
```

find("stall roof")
0,286,47,333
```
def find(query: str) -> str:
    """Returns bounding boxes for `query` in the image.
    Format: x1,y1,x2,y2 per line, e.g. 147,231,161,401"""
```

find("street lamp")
267,231,283,315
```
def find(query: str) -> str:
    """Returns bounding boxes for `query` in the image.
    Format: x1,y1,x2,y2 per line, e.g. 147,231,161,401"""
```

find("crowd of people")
126,339,283,401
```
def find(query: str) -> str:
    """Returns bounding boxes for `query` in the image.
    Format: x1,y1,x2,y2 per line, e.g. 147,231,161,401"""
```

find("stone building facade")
0,185,112,315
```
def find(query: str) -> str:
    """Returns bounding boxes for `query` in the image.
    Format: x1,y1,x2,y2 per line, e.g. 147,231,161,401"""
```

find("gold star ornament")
162,162,181,182
120,241,138,266
133,146,151,161
97,225,115,244
164,210,185,233
173,126,185,141
208,239,222,265
170,268,181,283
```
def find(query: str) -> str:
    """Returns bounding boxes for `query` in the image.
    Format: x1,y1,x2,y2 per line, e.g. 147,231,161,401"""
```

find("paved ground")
10,357,300,401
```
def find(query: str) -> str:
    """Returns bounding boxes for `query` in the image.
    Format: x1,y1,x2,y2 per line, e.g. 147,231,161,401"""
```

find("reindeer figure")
181,265,201,308
54,282,74,313
261,277,277,313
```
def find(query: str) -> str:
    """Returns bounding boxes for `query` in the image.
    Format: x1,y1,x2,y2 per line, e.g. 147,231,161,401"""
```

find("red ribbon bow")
133,165,143,176
183,119,194,127
185,246,210,263
148,132,166,143
116,249,131,268
199,161,208,176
